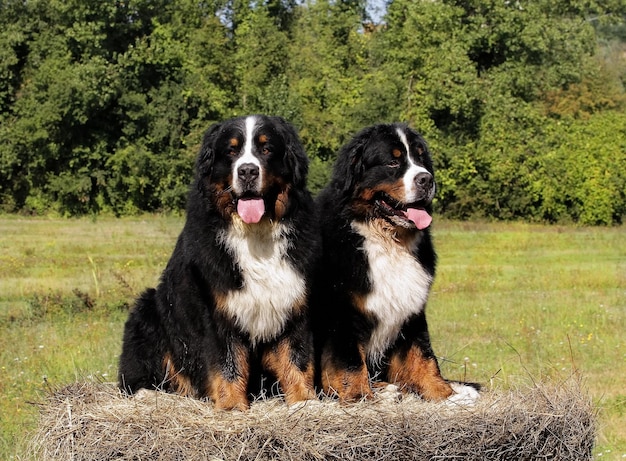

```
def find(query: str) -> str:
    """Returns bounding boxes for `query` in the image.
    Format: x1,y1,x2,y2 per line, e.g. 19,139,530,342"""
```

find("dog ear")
271,116,309,189
196,122,222,180
332,128,372,195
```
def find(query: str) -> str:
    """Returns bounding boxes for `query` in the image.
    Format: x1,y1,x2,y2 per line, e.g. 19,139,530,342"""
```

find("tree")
374,0,625,223
287,0,369,160
0,0,624,222
0,0,234,214
536,112,626,225
232,2,292,114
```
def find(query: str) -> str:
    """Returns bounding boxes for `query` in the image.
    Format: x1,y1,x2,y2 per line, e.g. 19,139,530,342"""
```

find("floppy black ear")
271,116,309,189
331,127,373,195
195,122,222,180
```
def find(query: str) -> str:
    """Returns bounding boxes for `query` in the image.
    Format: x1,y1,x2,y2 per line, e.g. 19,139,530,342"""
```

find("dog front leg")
386,343,453,401
262,336,316,405
320,342,372,401
207,340,250,410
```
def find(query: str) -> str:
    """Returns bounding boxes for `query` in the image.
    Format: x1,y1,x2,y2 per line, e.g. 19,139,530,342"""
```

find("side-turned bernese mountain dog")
313,123,479,404
118,115,319,410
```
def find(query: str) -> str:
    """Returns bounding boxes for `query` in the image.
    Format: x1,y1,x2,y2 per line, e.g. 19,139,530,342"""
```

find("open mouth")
374,194,432,230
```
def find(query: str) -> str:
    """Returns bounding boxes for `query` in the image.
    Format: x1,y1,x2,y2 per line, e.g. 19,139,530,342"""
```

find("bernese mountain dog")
118,115,319,410
313,123,479,404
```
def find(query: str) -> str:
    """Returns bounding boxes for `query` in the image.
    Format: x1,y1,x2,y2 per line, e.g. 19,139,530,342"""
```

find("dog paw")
446,382,480,406
132,388,155,400
374,383,401,402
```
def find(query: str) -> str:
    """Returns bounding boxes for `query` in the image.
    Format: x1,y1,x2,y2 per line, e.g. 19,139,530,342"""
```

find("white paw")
375,383,401,402
132,388,155,400
446,383,480,406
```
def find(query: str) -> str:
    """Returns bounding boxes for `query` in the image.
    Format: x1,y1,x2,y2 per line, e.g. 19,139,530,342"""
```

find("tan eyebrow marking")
258,134,268,144
392,149,402,158
229,138,239,148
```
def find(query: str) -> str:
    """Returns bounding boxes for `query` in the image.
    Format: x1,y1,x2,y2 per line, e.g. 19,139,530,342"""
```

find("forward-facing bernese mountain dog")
118,115,319,410
313,123,479,404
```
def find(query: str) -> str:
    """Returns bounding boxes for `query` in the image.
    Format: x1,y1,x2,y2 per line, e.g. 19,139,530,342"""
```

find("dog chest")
352,222,433,363
217,220,306,344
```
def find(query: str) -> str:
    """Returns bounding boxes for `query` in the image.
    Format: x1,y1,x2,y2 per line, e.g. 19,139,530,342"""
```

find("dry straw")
30,377,595,460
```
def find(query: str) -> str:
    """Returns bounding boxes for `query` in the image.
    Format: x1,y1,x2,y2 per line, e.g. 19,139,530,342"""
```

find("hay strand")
30,378,595,460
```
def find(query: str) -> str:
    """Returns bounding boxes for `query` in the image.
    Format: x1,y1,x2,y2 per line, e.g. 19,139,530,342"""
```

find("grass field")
0,216,624,460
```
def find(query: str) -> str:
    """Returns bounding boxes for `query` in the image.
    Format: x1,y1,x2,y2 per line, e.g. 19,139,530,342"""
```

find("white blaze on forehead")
233,115,263,194
242,115,257,159
396,127,411,157
397,127,429,202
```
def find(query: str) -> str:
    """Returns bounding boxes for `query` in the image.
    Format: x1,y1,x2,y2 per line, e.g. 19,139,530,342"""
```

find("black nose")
237,163,259,182
415,172,433,190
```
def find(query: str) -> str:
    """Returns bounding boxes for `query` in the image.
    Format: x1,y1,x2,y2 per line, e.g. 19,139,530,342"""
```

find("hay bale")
31,378,595,460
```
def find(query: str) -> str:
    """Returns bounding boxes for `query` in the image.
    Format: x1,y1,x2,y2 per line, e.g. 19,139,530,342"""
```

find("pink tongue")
237,198,265,224
405,208,432,230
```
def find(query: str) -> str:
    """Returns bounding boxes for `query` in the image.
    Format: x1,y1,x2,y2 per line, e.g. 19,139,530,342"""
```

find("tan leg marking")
162,353,195,397
262,339,315,404
206,343,250,411
387,345,453,401
207,373,249,411
320,345,372,401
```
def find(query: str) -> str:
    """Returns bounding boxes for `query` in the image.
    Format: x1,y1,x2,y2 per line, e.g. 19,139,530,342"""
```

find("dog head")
331,123,435,230
196,115,308,223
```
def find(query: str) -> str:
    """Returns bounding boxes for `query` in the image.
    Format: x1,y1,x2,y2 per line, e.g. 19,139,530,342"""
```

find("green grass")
1,216,624,460
429,221,626,459
0,215,183,458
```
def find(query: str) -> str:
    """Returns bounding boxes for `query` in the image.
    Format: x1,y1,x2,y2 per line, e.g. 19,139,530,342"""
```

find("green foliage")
380,0,625,224
538,112,626,225
0,0,625,223
308,155,333,196
287,0,369,158
233,3,291,113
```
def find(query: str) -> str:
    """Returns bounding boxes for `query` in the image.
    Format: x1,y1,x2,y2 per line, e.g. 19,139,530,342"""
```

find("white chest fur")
352,222,433,364
218,219,306,345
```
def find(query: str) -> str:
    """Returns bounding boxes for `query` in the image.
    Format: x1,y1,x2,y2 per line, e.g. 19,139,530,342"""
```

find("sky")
366,0,388,23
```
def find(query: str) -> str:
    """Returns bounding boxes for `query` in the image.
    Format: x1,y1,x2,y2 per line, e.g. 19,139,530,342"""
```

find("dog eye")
228,138,240,156
262,147,270,156
388,160,400,168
